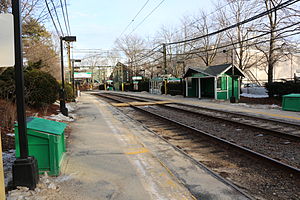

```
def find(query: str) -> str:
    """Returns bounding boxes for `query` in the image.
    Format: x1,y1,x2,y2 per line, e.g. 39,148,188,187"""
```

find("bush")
25,69,59,107
0,68,60,108
265,81,300,97
0,68,16,101
64,83,75,101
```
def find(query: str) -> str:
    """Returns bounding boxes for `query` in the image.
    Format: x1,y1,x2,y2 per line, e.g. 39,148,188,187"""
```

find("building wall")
245,52,300,84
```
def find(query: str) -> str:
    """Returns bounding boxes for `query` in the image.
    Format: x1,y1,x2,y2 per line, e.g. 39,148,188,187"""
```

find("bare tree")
115,35,147,76
154,25,182,76
218,0,258,71
191,11,223,66
255,0,300,84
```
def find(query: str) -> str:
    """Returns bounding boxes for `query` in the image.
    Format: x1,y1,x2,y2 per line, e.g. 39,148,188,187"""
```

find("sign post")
0,14,14,67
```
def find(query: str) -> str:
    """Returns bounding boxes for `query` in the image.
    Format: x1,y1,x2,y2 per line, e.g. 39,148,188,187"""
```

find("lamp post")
60,36,76,116
12,0,39,189
71,59,81,98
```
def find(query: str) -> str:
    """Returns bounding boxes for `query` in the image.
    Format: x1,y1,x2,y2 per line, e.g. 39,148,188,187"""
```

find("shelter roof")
183,64,245,78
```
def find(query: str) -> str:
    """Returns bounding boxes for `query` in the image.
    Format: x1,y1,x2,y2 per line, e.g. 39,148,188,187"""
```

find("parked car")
242,83,259,88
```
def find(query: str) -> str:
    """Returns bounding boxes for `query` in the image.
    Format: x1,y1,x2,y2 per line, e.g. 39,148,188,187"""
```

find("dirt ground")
239,96,282,106
0,100,60,151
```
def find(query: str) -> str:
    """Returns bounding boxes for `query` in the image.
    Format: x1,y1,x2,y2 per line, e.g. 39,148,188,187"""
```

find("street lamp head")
62,36,77,42
71,59,81,62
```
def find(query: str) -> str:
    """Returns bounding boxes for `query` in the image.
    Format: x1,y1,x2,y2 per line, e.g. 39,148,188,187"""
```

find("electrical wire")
44,0,60,36
168,31,300,63
49,0,65,36
169,21,300,57
64,0,72,35
118,0,151,39
167,0,300,45
132,20,300,67
59,0,70,35
172,1,233,36
129,0,166,35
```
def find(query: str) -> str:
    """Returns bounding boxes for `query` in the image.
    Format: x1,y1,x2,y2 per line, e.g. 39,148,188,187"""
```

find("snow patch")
45,113,74,122
66,102,77,113
231,102,281,110
7,173,61,200
3,150,16,186
241,93,269,98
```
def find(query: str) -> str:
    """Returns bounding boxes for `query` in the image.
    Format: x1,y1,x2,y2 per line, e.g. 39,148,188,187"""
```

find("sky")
65,0,215,53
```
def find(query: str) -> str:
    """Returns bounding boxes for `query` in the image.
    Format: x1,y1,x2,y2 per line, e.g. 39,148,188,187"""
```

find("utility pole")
162,43,167,95
67,42,72,83
121,64,124,91
163,43,167,74
230,49,236,103
12,0,39,190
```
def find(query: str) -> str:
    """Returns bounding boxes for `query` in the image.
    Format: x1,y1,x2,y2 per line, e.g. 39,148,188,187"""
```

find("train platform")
55,93,250,200
109,91,300,124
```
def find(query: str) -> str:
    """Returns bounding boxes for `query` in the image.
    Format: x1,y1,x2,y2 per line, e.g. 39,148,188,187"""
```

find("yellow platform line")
125,147,149,155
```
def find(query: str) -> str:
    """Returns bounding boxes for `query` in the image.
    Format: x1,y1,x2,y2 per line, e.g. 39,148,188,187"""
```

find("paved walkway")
57,93,195,200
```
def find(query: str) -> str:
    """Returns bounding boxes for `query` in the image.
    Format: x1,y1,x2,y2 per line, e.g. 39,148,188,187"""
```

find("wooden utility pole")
163,43,167,74
162,43,168,95
67,42,72,83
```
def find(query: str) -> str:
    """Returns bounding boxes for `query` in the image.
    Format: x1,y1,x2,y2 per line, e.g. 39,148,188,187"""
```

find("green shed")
15,117,67,176
183,64,245,100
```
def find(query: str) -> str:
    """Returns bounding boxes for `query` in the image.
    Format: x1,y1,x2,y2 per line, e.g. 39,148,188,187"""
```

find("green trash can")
282,94,300,112
15,117,67,176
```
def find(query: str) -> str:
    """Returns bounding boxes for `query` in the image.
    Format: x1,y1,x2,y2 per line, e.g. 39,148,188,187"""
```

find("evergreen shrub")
265,81,300,97
25,69,59,107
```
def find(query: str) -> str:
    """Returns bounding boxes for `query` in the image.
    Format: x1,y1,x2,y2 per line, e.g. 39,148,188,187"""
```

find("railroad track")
94,92,300,199
102,92,300,142
96,92,300,171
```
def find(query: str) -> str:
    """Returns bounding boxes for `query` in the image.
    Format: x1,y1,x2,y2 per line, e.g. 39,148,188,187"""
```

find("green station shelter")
183,64,245,100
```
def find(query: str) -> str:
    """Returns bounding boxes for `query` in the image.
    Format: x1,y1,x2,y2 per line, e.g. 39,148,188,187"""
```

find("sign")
0,14,14,67
132,76,142,81
74,72,92,78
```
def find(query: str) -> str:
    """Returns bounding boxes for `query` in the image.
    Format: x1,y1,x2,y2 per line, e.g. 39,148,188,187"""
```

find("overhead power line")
173,1,232,36
129,0,166,35
170,21,300,57
44,0,60,36
64,0,72,35
49,0,65,36
59,0,70,35
118,0,151,38
167,0,300,45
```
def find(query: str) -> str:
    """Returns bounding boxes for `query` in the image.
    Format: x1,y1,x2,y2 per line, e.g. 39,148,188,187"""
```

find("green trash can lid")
15,117,67,135
283,93,300,98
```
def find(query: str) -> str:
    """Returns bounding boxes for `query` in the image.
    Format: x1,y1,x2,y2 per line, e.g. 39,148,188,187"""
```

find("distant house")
183,64,245,100
111,62,133,91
